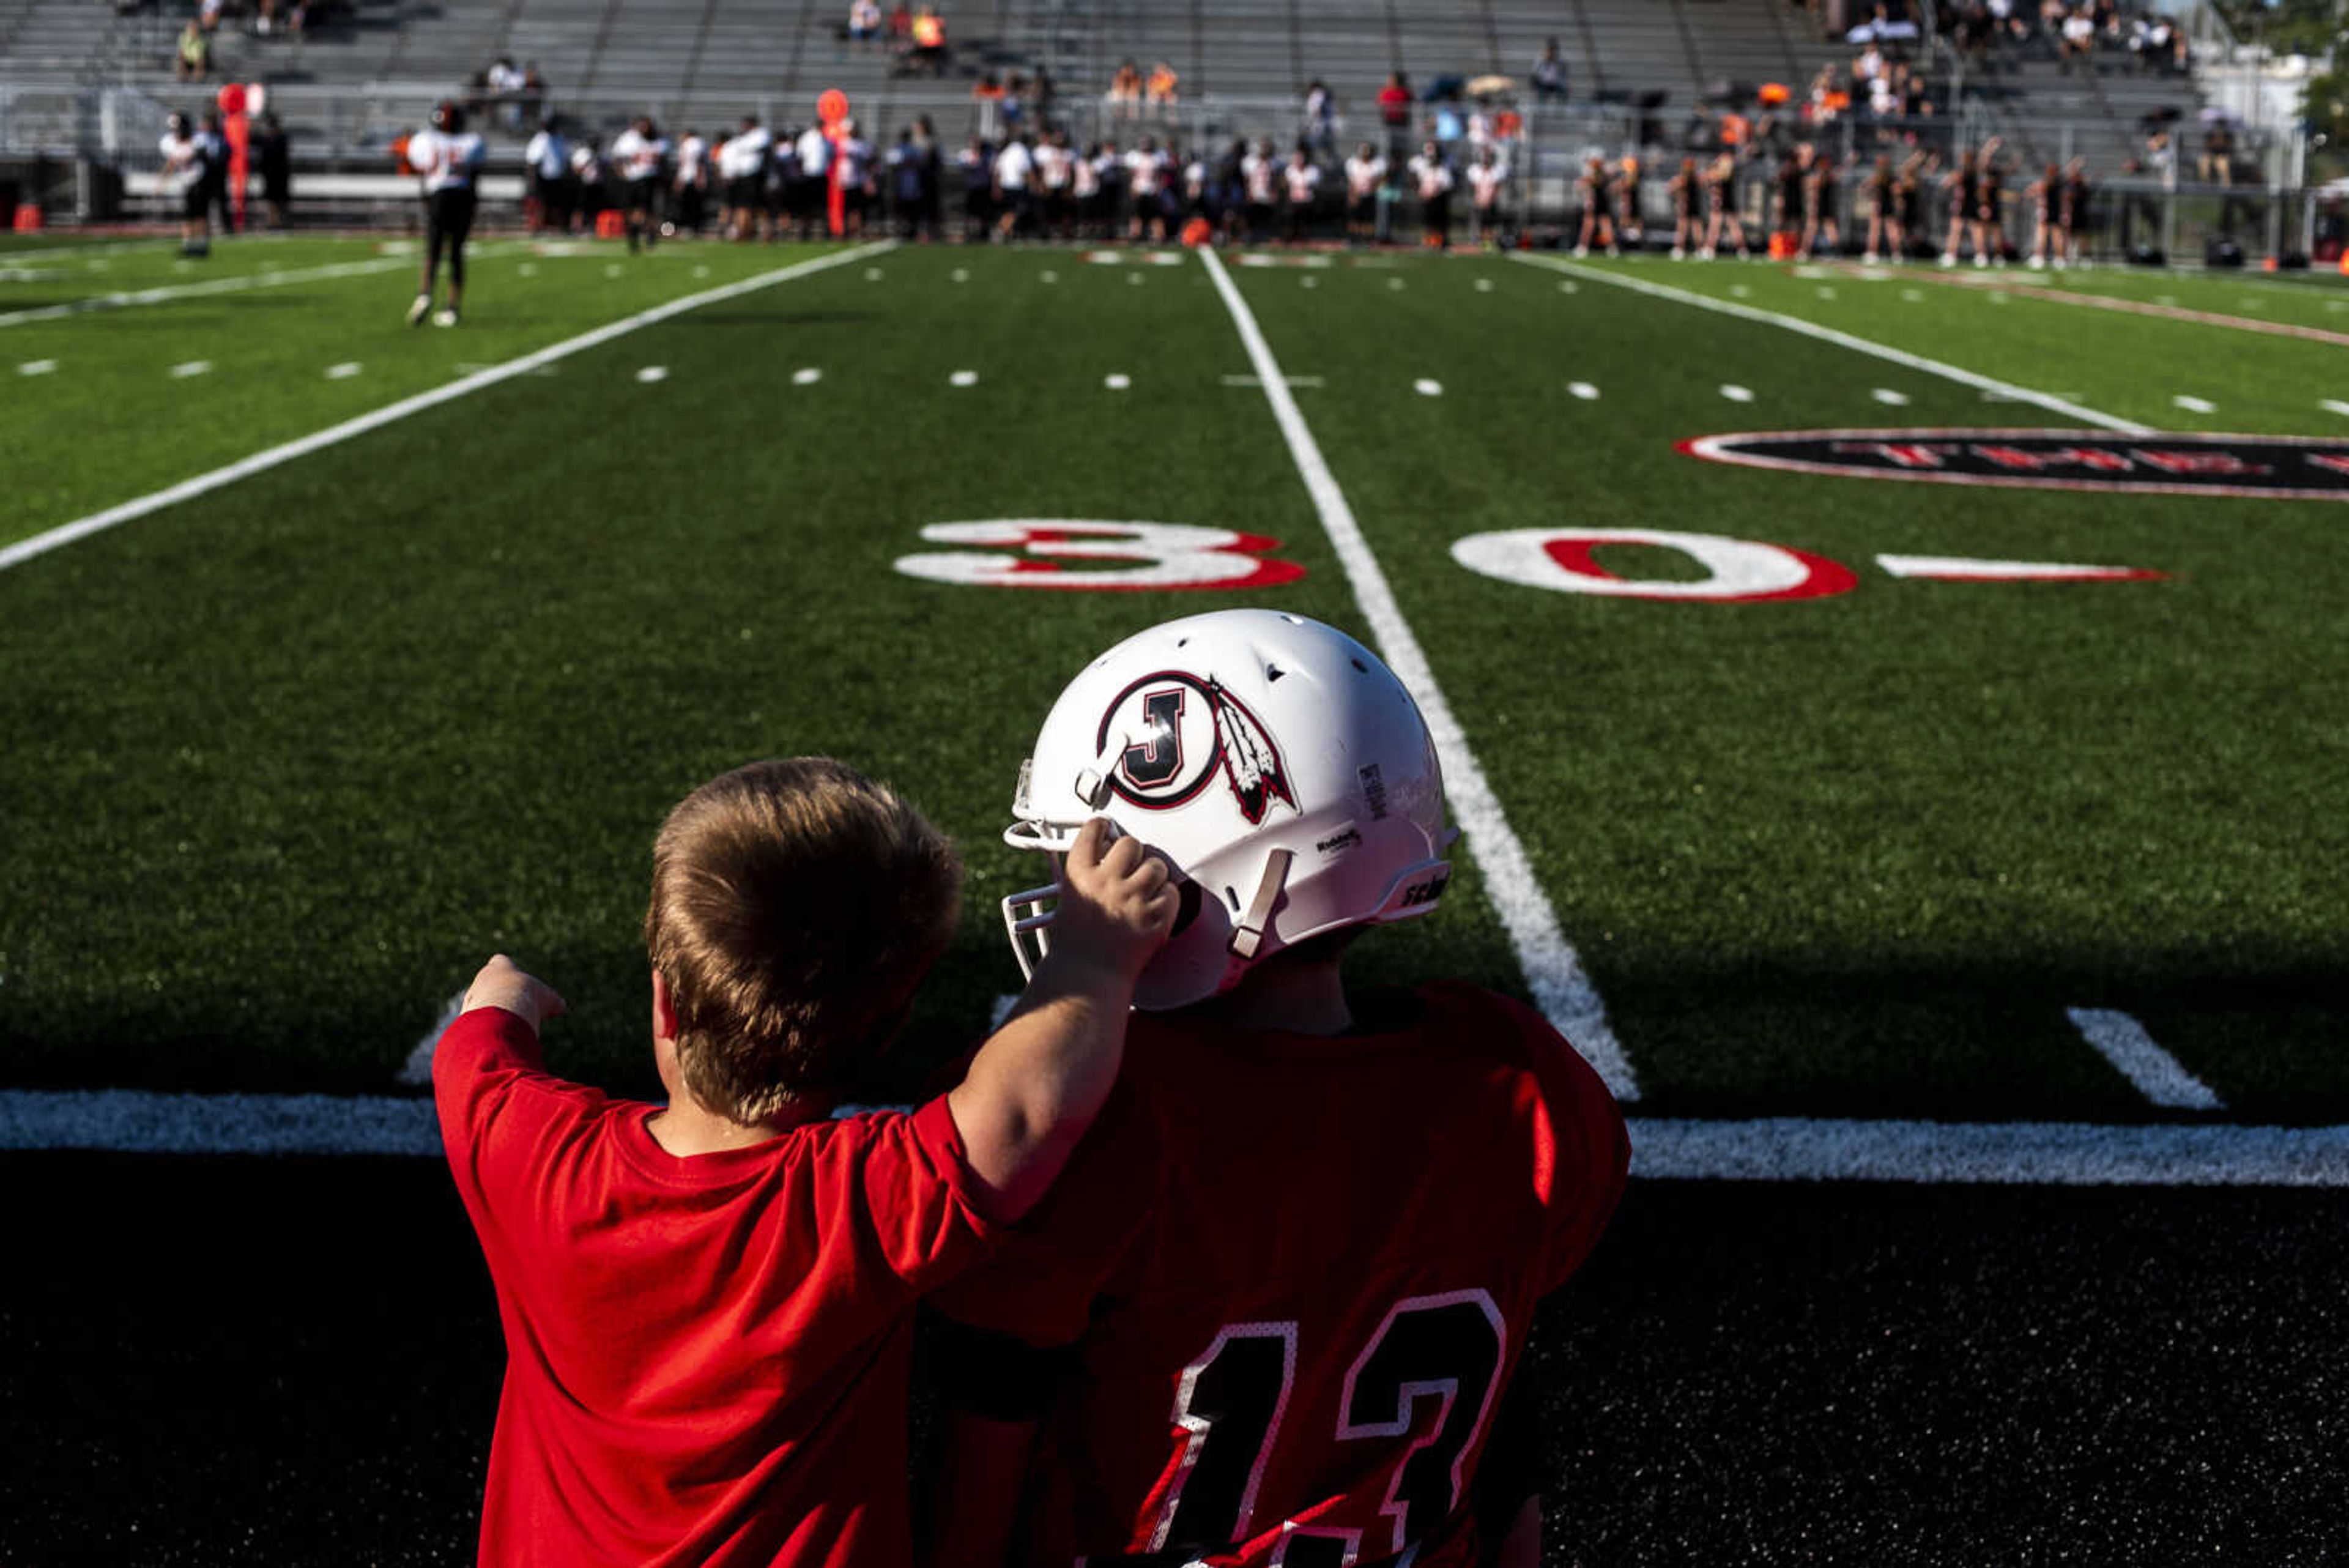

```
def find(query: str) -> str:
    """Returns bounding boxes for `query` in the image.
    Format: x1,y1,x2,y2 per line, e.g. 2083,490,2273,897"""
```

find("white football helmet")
1003,610,1454,1011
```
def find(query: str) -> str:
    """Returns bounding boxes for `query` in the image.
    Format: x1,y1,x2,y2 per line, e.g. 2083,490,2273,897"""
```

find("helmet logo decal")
1097,672,1296,823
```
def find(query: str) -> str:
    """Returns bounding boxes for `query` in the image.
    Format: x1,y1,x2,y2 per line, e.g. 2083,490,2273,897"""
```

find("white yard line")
1201,245,1639,1101
1508,254,2151,434
0,241,894,576
2066,1008,2225,1110
4,1087,2340,1182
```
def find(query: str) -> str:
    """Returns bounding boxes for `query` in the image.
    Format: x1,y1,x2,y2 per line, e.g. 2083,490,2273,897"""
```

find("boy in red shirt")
929,612,1628,1568
436,756,1174,1567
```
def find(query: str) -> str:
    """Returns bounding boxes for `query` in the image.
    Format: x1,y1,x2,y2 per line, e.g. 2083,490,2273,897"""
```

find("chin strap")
1226,849,1293,961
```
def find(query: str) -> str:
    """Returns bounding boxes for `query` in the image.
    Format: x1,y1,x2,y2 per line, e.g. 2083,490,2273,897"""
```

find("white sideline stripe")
1509,254,2150,434
1201,245,1639,1102
6,1090,2343,1183
0,241,894,576
2067,1008,2225,1110
0,255,419,329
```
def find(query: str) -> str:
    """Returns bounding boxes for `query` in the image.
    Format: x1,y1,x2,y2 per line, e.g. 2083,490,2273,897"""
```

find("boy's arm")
946,817,1175,1225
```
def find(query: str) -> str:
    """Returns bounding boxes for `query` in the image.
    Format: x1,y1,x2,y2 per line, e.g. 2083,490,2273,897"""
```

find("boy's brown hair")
644,758,962,1123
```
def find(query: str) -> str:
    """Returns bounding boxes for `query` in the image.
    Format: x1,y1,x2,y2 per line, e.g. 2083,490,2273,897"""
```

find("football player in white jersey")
1123,136,1167,241
672,127,708,235
1034,130,1075,238
1466,146,1507,248
718,116,770,240
1279,146,1322,243
834,118,874,237
1239,137,1275,241
404,101,484,325
610,116,670,251
1343,141,1386,245
792,122,831,239
158,111,212,258
1407,138,1455,250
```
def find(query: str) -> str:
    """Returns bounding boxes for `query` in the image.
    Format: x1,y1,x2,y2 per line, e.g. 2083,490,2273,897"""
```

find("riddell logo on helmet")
1097,672,1297,825
1315,827,1364,857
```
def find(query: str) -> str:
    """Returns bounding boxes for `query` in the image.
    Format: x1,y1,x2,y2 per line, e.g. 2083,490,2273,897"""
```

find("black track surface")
4,1154,2343,1565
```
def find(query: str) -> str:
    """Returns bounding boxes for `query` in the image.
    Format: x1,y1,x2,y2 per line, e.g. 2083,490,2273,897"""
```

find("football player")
928,611,1629,1568
159,110,212,258
609,114,669,251
404,100,483,326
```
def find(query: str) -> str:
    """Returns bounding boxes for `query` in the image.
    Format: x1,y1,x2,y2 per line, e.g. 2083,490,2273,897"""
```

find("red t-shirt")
932,982,1628,1568
434,1008,1001,1567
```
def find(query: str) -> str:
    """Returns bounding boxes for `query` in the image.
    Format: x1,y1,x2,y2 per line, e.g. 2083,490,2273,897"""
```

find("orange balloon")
818,89,850,128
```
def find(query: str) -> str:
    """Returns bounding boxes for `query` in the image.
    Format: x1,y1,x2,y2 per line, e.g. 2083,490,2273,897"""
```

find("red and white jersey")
1408,154,1454,199
407,127,484,193
1343,154,1387,199
436,1008,1001,1568
1073,154,1102,198
933,982,1628,1568
1035,143,1075,190
1282,160,1323,204
1124,147,1167,196
676,133,708,183
1468,162,1505,204
1242,151,1276,204
611,128,670,182
158,131,207,195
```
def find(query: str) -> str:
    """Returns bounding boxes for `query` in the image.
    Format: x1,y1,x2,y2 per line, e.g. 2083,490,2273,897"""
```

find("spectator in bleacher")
674,127,708,234
1301,80,1337,153
848,0,881,45
198,0,223,33
612,116,670,251
1531,38,1565,102
526,117,572,234
1279,145,1321,244
1001,73,1029,136
716,115,766,240
159,110,211,256
2058,4,2096,72
888,1,912,43
1408,139,1453,249
1146,62,1180,119
520,63,547,125
1572,154,1614,257
176,18,209,80
254,111,290,228
1107,59,1143,121
2197,119,2233,185
970,73,1004,142
1376,72,1412,153
1343,141,1384,244
1699,150,1750,258
908,6,948,75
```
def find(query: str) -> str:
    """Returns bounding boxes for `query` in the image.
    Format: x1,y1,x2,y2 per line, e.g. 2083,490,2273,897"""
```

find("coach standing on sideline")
404,100,484,328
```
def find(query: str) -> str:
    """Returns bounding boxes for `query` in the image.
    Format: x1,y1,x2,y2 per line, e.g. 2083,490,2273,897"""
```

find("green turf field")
4,235,2343,1124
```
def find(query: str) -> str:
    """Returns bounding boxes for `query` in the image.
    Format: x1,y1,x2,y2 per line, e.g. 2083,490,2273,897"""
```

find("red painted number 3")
894,520,1305,592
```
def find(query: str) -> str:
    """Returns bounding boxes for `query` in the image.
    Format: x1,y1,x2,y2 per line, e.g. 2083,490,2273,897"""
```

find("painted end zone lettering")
1679,430,2349,501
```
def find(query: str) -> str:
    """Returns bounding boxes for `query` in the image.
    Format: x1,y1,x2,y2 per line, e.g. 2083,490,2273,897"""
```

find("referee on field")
406,101,485,327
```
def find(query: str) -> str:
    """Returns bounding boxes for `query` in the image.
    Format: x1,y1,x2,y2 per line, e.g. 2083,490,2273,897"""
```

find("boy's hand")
461,954,567,1033
1042,819,1179,987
